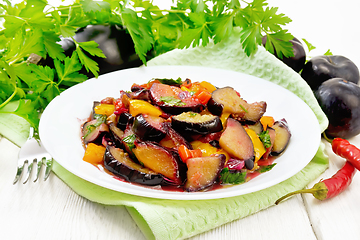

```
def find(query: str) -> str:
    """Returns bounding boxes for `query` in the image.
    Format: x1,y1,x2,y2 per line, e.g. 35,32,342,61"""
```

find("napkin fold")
0,28,329,240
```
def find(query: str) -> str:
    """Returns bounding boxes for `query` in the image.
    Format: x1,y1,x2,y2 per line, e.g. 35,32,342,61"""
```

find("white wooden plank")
191,196,317,240
0,137,145,240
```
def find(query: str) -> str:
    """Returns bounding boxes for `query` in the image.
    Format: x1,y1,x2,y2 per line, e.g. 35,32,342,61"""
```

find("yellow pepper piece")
181,86,190,92
191,141,230,163
94,104,115,116
129,99,163,117
245,128,266,162
260,116,275,131
191,141,218,156
220,112,231,127
83,143,106,165
199,81,217,93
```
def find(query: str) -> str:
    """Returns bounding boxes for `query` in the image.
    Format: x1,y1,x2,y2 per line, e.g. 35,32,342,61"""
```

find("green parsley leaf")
43,31,66,61
259,130,271,148
177,12,212,48
220,167,247,185
54,52,88,87
83,114,106,138
257,163,276,173
75,47,100,78
159,96,186,106
302,38,316,52
0,99,39,129
80,0,111,13
239,104,249,113
324,49,333,56
77,41,106,59
120,8,154,64
156,77,182,86
211,13,234,43
123,134,136,151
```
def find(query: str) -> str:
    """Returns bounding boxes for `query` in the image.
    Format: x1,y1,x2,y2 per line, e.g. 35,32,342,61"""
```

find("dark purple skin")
262,37,306,73
301,55,360,91
132,114,166,142
117,112,133,131
315,78,360,139
104,146,165,186
171,114,223,135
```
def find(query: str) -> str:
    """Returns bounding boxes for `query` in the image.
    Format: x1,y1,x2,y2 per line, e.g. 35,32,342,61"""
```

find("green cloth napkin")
0,28,329,240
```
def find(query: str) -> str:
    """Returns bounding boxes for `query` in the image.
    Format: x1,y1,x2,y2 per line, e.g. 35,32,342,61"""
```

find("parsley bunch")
0,0,293,131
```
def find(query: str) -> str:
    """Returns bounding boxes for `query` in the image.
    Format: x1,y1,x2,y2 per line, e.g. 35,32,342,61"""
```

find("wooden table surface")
1,1,360,239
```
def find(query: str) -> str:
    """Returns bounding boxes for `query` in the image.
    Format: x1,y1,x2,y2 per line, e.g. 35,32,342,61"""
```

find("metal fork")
13,127,53,184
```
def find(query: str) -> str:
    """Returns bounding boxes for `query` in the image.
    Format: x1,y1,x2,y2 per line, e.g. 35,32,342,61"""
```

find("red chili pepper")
332,138,360,171
275,161,356,204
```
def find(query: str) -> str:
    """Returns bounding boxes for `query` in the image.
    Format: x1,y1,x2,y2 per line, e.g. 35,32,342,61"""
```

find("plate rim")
39,65,321,200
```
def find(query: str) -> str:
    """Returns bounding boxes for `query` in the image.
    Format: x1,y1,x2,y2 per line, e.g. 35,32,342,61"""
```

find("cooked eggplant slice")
185,154,226,192
219,118,255,169
109,123,124,147
246,121,264,135
171,112,223,135
117,112,133,131
132,114,166,142
129,88,150,101
82,116,109,144
149,83,204,114
271,119,291,156
132,141,186,185
207,87,266,123
104,145,165,185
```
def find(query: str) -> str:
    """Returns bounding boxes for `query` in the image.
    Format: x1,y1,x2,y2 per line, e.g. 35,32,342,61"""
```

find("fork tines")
13,128,53,184
13,157,52,184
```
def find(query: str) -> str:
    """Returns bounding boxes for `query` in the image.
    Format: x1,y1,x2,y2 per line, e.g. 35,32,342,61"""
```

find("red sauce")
91,160,274,193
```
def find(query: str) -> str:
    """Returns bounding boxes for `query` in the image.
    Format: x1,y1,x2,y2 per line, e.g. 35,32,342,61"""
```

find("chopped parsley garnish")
257,163,277,173
156,77,182,86
259,130,272,149
122,134,136,151
159,96,186,106
239,104,249,113
220,167,247,185
83,114,106,138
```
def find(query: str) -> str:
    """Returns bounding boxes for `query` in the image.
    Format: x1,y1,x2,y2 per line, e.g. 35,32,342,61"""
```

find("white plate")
39,65,321,200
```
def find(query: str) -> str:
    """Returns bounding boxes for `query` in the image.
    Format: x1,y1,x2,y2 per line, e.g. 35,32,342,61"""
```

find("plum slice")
171,111,223,135
104,145,165,185
159,122,193,150
149,83,204,114
271,119,291,156
132,141,185,185
185,154,226,192
219,118,255,169
207,87,266,123
132,114,166,142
